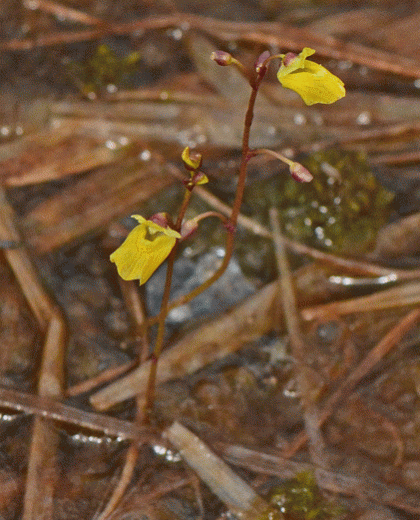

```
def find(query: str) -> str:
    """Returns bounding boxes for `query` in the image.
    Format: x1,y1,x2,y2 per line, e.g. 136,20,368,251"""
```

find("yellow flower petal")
277,48,345,106
131,215,180,238
181,146,202,171
110,216,180,285
195,172,209,185
277,47,316,78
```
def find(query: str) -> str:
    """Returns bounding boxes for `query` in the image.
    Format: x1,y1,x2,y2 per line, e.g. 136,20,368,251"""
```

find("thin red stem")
144,63,267,417
154,71,265,312
143,188,192,419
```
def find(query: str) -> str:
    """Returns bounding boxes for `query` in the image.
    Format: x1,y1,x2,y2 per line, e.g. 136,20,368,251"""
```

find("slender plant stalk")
143,188,192,418
161,70,266,313
144,66,266,417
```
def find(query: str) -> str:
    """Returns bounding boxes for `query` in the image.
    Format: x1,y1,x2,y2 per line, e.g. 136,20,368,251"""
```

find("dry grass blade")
270,208,326,466
95,280,150,520
0,387,140,439
66,360,136,397
3,142,118,188
283,308,420,460
2,13,420,78
302,281,420,321
164,422,274,520
22,419,58,520
0,187,55,330
23,312,66,520
21,156,175,254
94,441,145,520
219,443,420,514
0,185,75,518
27,0,104,26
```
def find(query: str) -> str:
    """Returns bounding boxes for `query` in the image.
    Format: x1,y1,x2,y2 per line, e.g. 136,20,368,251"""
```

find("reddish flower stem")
159,70,266,313
143,188,192,419
144,64,267,417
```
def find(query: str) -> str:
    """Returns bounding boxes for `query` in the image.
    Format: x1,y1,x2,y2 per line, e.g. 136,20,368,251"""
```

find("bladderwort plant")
110,47,346,421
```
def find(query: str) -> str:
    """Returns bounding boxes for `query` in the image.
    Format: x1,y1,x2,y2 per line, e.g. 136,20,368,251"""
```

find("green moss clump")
259,471,345,520
67,44,140,97
280,149,394,253
238,149,394,280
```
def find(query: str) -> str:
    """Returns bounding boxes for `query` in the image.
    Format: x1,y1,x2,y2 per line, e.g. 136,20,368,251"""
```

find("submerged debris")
281,150,394,253
238,149,394,280
66,44,141,98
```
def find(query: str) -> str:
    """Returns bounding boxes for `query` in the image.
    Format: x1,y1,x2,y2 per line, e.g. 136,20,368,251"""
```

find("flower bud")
149,212,173,229
192,171,208,185
255,50,271,73
282,52,297,67
289,162,313,183
210,50,233,66
181,146,203,171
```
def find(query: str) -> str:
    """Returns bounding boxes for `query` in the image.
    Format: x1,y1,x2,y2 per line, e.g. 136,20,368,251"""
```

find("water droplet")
118,136,130,146
312,113,324,126
177,126,207,147
356,111,371,125
321,161,341,180
168,27,183,41
281,147,294,159
152,444,181,462
168,305,192,323
105,139,117,150
359,65,369,76
51,118,62,129
106,84,117,94
140,149,151,161
315,226,325,239
338,60,353,70
283,378,300,398
293,113,306,125
24,0,39,10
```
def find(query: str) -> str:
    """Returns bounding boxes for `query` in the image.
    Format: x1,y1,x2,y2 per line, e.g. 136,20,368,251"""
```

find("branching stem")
144,62,267,417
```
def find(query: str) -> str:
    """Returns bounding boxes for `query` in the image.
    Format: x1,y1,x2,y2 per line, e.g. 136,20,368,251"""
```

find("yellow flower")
110,215,180,285
277,47,345,106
